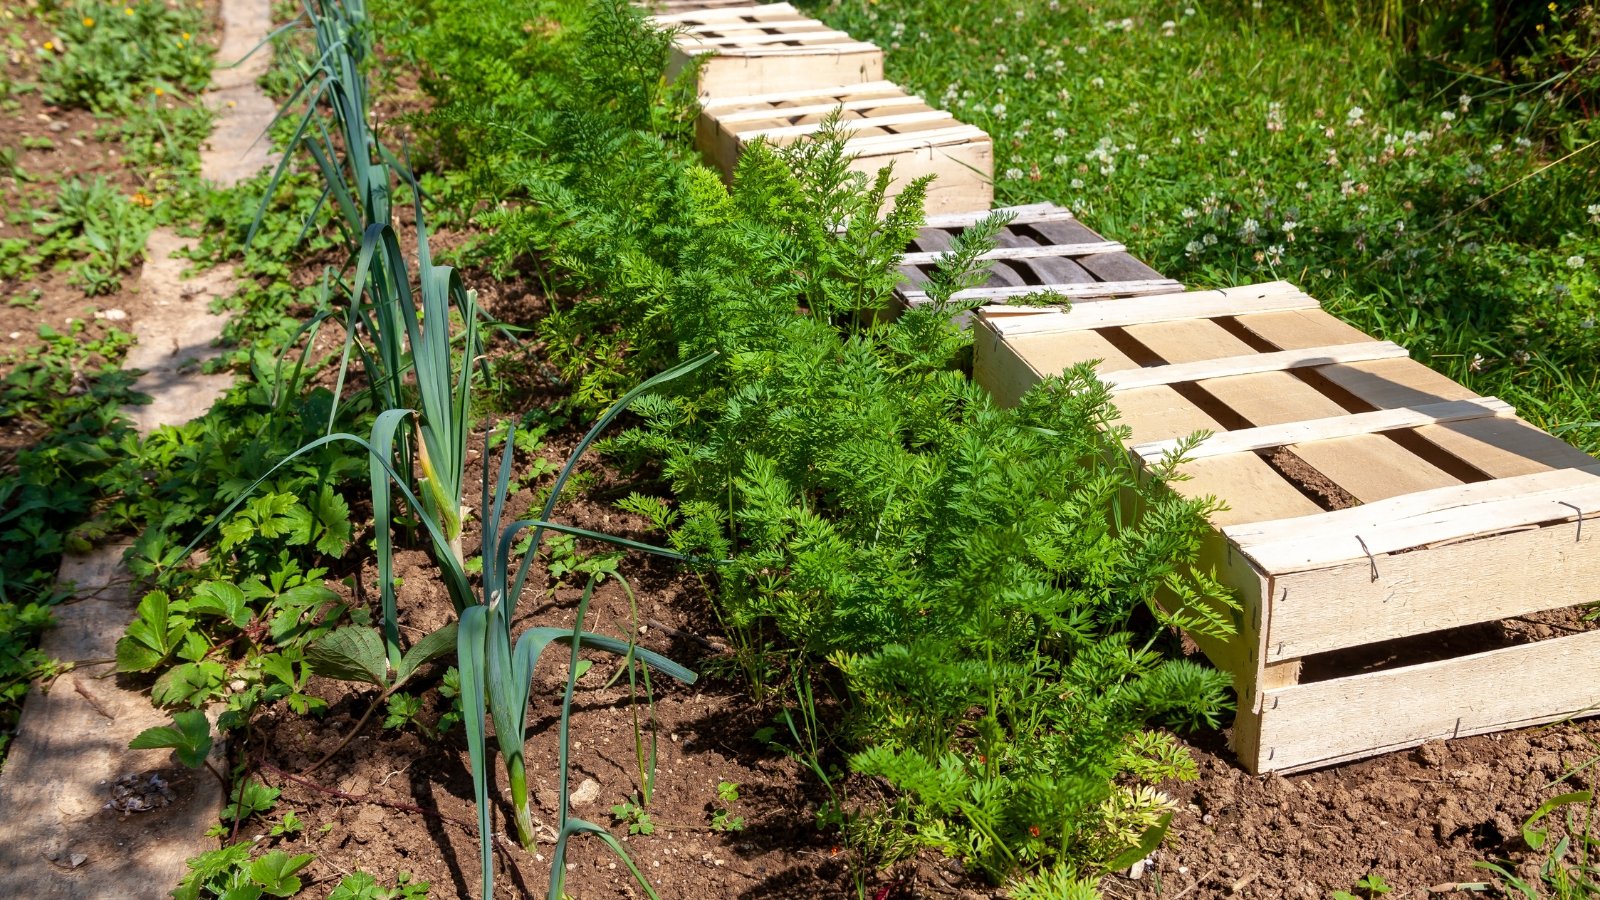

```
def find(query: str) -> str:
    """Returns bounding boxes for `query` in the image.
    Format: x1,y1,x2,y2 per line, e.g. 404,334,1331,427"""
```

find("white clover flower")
1172,136,1182,146
1459,92,1472,113
1266,243,1285,264
993,103,1007,118
1161,19,1176,36
1346,105,1365,126
1180,207,1199,221
1070,178,1085,189
1052,127,1067,140
1440,110,1456,122
1203,232,1218,246
1586,203,1600,223
1137,153,1149,164
1240,218,1261,243
1076,45,1088,54
1282,220,1298,233
994,62,1009,75
1052,153,1070,165
1295,181,1308,190
1516,136,1534,148
1184,7,1196,16
1004,167,1025,181
1489,142,1504,153
1090,76,1105,88
1266,101,1285,133
1185,240,1203,256
1569,255,1587,268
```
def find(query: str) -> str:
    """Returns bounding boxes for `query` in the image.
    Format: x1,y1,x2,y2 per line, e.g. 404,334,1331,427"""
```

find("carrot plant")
394,0,1240,888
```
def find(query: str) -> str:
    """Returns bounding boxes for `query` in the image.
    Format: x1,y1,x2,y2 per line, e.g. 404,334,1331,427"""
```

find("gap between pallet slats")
902,278,1180,306
700,80,904,108
711,95,928,123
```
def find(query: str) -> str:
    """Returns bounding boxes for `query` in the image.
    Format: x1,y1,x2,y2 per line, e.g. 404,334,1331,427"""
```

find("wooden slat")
1132,398,1515,463
712,95,925,123
1100,342,1408,393
700,41,881,57
1170,453,1325,527
681,29,855,47
1267,516,1599,661
840,125,990,150
983,282,1315,337
900,241,1124,266
741,109,955,140
1226,463,1600,572
651,1,793,22
1253,628,1600,773
700,80,903,108
919,203,1062,229
905,278,1181,306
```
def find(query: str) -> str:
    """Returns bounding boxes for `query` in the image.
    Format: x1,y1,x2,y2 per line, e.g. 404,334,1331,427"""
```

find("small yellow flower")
130,191,153,208
42,40,54,51
124,6,134,15
81,16,95,27
181,32,190,41
152,86,164,96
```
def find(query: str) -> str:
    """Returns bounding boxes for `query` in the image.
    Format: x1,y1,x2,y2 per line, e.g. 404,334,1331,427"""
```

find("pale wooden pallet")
974,281,1600,773
891,203,1180,316
651,3,884,98
698,81,991,214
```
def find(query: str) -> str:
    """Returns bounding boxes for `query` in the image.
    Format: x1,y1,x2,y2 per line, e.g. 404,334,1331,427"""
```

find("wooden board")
655,3,884,97
1266,518,1600,660
1252,627,1600,772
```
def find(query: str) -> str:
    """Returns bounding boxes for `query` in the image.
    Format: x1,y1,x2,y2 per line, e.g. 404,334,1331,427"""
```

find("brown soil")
1116,720,1600,899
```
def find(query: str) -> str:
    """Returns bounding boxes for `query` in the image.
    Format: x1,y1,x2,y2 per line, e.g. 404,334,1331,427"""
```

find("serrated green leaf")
249,850,314,896
306,626,390,687
188,581,251,629
129,709,213,769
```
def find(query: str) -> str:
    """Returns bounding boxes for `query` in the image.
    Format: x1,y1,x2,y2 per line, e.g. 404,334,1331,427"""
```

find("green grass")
807,0,1600,451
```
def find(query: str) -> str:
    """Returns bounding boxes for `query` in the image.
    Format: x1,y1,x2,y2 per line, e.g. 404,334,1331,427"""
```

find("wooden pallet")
892,203,1180,314
973,281,1600,773
698,82,992,214
651,3,884,98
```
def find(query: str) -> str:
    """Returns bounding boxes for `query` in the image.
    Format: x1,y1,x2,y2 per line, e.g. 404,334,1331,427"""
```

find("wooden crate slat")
737,109,956,140
1251,628,1600,773
1267,517,1597,661
1225,463,1600,571
650,1,795,23
681,28,855,47
919,202,1064,229
708,94,925,124
1100,341,1408,393
900,240,1125,266
983,282,1315,337
902,278,1183,307
700,80,903,108
1132,398,1515,463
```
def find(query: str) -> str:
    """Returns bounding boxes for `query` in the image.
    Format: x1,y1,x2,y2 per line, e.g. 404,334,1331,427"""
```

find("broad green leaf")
306,626,391,687
115,590,191,672
188,581,251,629
151,660,227,708
129,708,213,769
394,621,459,686
1522,789,1592,850
249,850,314,897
